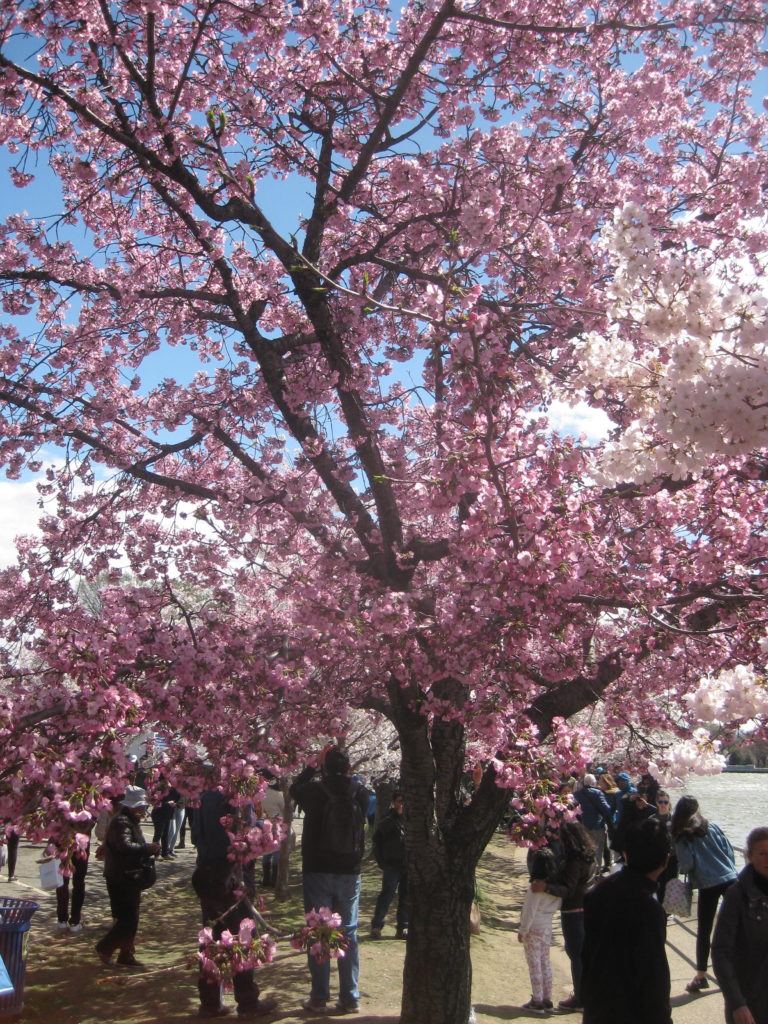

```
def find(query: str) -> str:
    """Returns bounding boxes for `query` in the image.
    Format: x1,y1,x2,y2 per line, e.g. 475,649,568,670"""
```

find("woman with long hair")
532,819,595,1011
672,795,737,993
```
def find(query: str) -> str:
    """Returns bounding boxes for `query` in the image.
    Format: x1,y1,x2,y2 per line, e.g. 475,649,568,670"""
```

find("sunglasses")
657,800,670,805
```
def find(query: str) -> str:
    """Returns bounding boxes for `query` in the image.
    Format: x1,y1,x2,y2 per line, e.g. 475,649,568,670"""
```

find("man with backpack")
290,746,370,1015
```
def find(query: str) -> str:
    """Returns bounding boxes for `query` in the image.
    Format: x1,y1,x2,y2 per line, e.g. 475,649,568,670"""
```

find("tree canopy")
0,3,767,1019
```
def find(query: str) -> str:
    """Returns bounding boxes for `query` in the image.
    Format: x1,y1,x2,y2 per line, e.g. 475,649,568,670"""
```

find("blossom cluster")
291,907,349,963
44,829,90,878
574,203,768,483
506,789,581,850
683,664,768,725
221,815,285,866
648,728,726,787
198,919,275,987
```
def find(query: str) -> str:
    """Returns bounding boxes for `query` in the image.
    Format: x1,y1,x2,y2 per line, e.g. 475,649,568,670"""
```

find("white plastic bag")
38,858,64,889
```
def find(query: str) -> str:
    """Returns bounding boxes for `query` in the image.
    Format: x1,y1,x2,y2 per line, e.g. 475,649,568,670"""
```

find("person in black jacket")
581,817,672,1024
533,820,594,1011
370,792,408,940
95,786,160,967
712,826,768,1024
151,778,181,859
192,787,278,1020
290,745,370,1016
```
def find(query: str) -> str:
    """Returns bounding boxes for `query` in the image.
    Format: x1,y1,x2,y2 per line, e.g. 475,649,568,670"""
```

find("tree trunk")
400,832,478,1024
389,674,510,1024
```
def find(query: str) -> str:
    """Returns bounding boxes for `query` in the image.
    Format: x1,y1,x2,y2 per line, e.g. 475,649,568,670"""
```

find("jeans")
302,872,361,1005
587,829,605,877
167,806,185,854
561,909,585,1003
371,866,408,930
197,877,261,1012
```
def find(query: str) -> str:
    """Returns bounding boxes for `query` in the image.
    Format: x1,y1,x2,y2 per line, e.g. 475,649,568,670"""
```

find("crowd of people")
0,745,403,1019
2,756,767,1023
518,767,768,1024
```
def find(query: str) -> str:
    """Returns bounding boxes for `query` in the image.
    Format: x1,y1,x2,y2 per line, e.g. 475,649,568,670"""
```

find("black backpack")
319,782,364,859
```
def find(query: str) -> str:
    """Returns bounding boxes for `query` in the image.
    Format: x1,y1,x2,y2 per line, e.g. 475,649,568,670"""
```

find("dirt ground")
6,829,551,1024
6,829,727,1023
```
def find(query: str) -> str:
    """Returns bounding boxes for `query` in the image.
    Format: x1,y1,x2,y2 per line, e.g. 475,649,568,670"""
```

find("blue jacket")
575,786,613,830
675,822,737,890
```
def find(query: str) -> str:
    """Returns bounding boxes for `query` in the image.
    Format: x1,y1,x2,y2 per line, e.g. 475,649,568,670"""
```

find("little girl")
518,846,562,1014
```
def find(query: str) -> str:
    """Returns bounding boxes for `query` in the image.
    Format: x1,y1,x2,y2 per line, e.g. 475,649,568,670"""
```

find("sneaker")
557,994,583,1010
56,921,69,932
522,1000,547,1015
302,998,330,1015
68,923,83,933
395,927,408,939
685,976,709,993
198,1008,233,1019
369,927,382,939
7,875,17,882
333,1001,359,1015
237,997,278,1018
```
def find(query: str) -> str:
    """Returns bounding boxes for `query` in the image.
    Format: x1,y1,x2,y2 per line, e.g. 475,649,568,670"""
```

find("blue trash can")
0,897,39,1019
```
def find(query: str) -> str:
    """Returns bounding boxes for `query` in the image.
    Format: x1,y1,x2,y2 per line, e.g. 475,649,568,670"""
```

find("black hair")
529,846,558,883
324,746,350,776
623,818,670,873
559,820,596,863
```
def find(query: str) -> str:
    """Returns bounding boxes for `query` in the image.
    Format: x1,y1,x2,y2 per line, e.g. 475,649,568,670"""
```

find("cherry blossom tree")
1,2,767,1021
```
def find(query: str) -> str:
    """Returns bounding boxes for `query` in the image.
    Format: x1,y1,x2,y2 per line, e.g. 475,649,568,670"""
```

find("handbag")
662,876,692,917
125,854,156,891
140,855,157,890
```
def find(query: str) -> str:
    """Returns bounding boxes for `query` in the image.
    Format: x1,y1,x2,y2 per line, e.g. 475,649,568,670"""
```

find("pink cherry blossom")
0,4,766,1022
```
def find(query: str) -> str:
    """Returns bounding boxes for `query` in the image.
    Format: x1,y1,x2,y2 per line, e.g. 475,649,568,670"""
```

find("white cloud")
546,400,612,442
0,477,44,568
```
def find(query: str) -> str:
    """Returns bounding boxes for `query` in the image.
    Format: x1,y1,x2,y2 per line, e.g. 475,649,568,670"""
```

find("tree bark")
400,831,478,1024
389,675,510,1024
